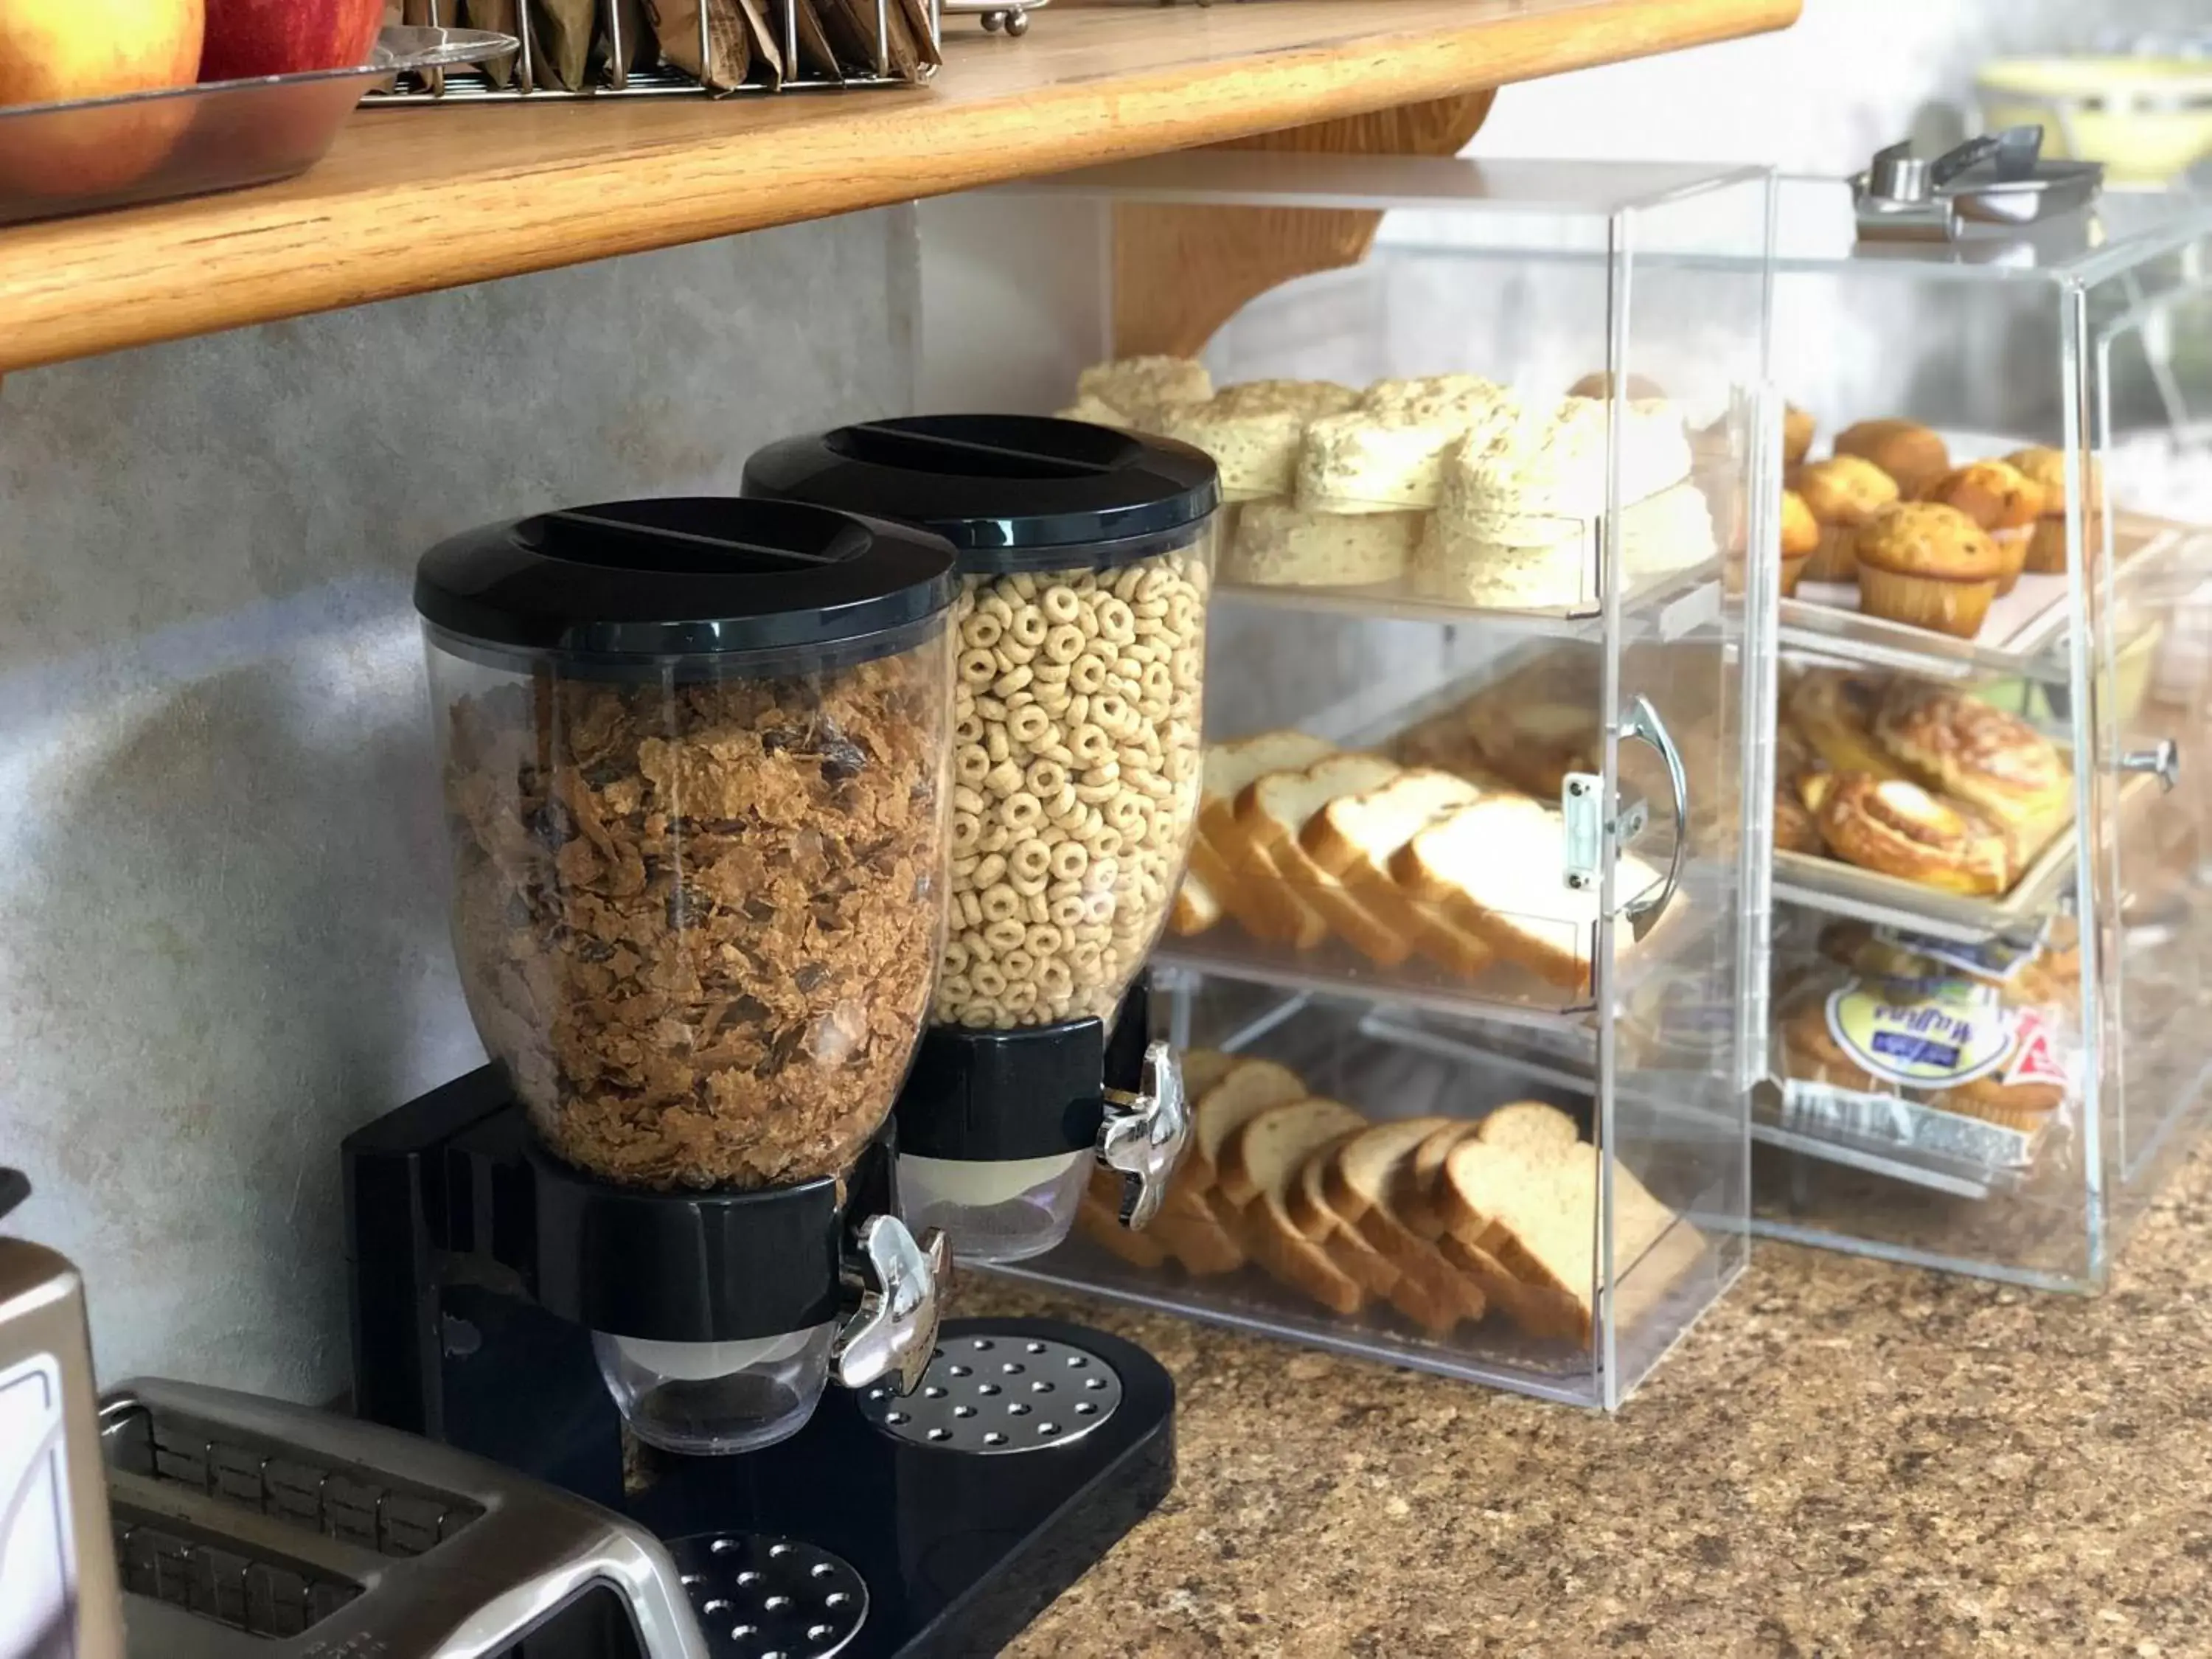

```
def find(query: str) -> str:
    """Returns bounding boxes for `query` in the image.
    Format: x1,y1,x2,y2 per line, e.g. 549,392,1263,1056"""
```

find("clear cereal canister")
414,496,958,1197
743,417,1218,1263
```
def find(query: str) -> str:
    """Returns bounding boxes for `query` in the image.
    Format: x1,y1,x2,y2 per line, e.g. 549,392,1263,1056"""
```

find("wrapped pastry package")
1766,914,2081,1187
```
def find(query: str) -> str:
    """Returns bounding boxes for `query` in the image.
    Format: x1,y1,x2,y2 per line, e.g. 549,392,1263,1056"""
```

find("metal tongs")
1853,127,2104,243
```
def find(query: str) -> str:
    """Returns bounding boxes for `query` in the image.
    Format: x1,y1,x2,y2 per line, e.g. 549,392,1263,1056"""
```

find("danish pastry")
1787,668,1906,780
1871,679,2070,860
1801,771,2011,896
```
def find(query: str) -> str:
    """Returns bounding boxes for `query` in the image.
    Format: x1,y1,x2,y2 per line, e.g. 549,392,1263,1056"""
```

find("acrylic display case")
917,155,1779,1408
1749,176,2212,1290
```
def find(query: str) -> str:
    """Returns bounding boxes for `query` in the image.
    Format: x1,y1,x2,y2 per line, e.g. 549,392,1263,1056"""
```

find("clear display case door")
2077,241,2212,1226
1595,176,1773,1403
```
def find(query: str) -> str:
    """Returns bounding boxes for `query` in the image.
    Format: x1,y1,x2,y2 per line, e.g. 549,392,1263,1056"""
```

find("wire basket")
373,0,941,100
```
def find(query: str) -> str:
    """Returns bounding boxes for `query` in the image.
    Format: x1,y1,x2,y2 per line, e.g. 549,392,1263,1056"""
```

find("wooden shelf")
0,0,1795,374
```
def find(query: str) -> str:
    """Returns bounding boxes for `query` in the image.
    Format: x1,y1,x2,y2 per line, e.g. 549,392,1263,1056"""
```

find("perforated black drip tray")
629,1319,1175,1659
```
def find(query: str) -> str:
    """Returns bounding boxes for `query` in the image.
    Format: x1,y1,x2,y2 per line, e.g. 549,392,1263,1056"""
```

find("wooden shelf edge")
0,0,1799,374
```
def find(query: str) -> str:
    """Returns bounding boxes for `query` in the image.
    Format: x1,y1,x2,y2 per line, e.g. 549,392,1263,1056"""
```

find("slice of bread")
1194,1060,1310,1208
1074,1174,1171,1269
1303,769,1497,977
1391,796,1661,992
1197,731,1339,945
1149,1206,1248,1276
1395,1120,1485,1239
1232,754,1407,959
1478,1099,1582,1153
1292,1132,1405,1300
1439,1135,1683,1346
1321,1118,1486,1324
1225,1099,1371,1316
1169,866,1222,936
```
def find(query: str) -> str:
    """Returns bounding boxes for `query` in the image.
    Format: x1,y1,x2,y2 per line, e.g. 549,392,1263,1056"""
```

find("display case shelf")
1777,515,2200,686
1215,559,1727,642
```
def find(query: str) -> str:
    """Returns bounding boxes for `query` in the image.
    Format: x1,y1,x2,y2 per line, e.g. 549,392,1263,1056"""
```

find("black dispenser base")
342,1073,1173,1659
640,1317,1172,1659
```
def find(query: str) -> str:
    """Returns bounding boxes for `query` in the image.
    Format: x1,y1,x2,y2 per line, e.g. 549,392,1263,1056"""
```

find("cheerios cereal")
935,549,1209,1026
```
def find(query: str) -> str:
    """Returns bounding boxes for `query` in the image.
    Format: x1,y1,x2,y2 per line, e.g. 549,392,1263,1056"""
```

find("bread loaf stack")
1077,1058,1697,1347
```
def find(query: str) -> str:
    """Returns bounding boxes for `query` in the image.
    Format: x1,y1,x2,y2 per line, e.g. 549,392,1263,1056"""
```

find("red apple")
200,0,381,83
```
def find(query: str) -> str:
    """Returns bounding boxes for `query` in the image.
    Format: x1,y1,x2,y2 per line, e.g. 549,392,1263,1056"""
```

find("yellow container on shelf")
1978,57,2212,187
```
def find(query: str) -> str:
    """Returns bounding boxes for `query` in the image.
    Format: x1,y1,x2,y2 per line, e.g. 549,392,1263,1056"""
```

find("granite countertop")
972,1135,2212,1658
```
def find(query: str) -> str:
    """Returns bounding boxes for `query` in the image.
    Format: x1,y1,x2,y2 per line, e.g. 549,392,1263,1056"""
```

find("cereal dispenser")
742,416,1218,1262
346,497,1178,1659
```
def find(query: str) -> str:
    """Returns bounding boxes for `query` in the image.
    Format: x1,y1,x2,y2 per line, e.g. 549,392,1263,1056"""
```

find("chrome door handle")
2121,740,2180,793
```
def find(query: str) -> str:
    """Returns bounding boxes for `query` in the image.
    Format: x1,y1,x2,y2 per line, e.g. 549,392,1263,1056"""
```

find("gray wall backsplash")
0,209,919,1399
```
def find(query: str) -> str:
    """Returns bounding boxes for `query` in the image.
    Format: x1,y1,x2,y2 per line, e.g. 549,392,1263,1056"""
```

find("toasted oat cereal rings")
935,549,1209,1026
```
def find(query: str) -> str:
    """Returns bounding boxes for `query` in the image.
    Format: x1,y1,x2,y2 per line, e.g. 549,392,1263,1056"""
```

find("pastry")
1297,379,1517,512
1941,1062,2065,1133
1056,394,1130,427
1073,355,1211,428
1228,500,1421,586
1871,679,2070,858
1782,403,1816,468
1834,418,1950,497
1792,455,1899,583
1782,994,1877,1094
1455,395,1694,521
1787,667,1905,779
1565,370,1668,400
1852,501,2005,639
1775,781,1823,855
2004,445,2087,574
1158,379,1360,501
1779,487,1819,597
1917,459,2043,595
1801,771,2011,895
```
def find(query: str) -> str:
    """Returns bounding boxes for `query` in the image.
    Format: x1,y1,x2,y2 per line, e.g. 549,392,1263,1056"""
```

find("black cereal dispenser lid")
741,414,1221,572
413,496,956,665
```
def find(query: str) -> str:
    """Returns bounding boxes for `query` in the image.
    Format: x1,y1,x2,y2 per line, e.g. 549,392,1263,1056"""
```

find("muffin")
1794,455,1900,583
1782,403,1816,468
1779,487,1819,597
1782,994,1877,1095
1835,418,1950,498
1854,501,2005,639
1918,460,2043,596
2005,445,2073,574
1566,370,1669,400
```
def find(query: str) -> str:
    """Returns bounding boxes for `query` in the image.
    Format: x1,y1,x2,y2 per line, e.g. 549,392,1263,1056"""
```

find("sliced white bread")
1391,795,1660,992
1438,1134,1683,1346
1301,768,1497,978
1321,1118,1486,1325
1223,1099,1371,1317
1478,1099,1583,1154
1194,1059,1309,1209
1155,1047,1239,1221
1231,754,1405,953
1074,1172,1171,1270
1149,1206,1248,1276
1196,732,1338,945
1290,1132,1467,1335
1168,865,1222,936
1290,1132,1405,1300
1394,1120,1485,1240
